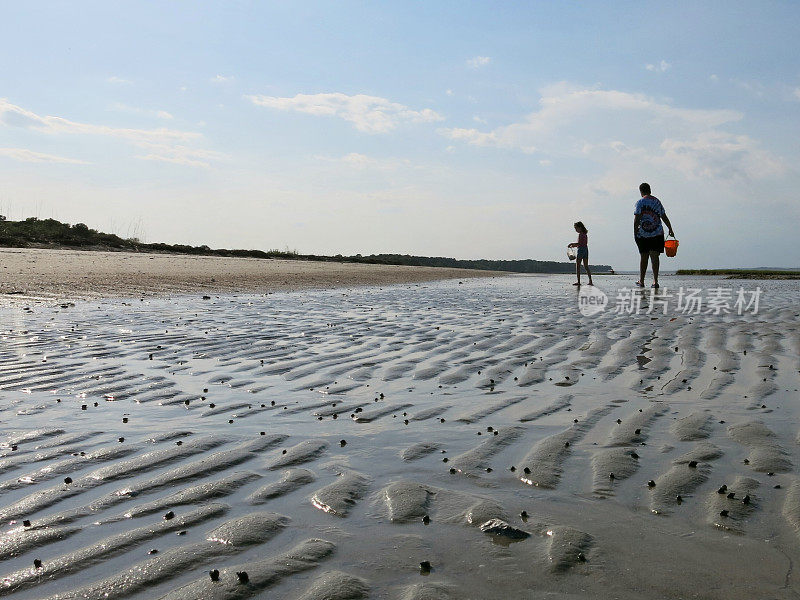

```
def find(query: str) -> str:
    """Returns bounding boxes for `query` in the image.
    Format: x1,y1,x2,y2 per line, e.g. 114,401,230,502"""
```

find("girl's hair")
574,221,588,233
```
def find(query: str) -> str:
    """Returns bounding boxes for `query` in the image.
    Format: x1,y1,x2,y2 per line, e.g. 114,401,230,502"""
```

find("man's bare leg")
650,251,660,287
638,253,648,286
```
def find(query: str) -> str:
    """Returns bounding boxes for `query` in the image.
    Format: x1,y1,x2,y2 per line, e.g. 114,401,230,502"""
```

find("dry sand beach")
0,261,799,599
0,248,494,302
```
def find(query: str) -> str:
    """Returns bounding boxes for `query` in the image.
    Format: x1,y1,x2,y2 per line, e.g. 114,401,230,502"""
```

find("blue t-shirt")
634,195,665,238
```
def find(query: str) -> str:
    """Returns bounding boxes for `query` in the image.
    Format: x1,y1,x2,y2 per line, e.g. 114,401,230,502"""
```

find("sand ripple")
0,276,798,598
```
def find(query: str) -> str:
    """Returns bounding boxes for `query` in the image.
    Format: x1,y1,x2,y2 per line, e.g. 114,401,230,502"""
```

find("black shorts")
635,234,664,254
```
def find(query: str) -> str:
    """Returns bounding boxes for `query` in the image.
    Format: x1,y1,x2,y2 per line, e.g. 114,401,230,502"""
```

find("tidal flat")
0,275,799,599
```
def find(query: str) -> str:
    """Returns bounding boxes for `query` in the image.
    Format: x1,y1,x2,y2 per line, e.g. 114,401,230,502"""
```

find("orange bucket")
664,237,679,257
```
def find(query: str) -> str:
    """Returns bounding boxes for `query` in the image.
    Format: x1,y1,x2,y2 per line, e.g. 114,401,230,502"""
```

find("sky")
1,1,799,269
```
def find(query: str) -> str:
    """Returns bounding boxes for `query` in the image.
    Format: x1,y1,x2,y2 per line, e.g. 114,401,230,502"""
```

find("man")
634,182,675,288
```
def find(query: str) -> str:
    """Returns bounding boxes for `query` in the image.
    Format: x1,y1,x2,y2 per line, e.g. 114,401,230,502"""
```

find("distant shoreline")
675,269,800,280
0,218,613,275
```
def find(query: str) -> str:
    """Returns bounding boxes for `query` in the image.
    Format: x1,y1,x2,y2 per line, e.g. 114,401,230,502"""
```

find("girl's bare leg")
584,257,593,285
575,258,581,285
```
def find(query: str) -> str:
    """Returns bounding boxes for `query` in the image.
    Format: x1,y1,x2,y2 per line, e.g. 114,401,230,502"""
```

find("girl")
568,221,593,286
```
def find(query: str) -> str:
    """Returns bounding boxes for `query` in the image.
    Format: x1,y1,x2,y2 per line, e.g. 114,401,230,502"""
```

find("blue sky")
1,1,799,269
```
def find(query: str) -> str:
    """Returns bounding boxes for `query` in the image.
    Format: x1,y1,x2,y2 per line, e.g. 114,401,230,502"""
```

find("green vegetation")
0,217,612,274
676,269,800,280
358,254,613,274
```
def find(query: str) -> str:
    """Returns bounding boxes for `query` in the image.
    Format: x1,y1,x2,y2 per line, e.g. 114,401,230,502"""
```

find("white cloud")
585,133,786,184
0,98,220,167
245,92,443,133
441,83,742,154
111,103,174,120
467,56,491,69
338,153,388,169
446,89,454,96
657,131,784,180
729,80,800,103
440,82,784,182
0,147,89,164
472,115,487,124
135,144,227,168
106,76,132,85
441,127,507,149
730,78,766,97
710,74,719,82
211,75,234,83
0,98,197,144
316,152,415,172
339,152,376,168
645,60,671,72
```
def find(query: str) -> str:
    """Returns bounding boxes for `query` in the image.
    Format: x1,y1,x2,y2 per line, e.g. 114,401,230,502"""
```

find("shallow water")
1,274,799,599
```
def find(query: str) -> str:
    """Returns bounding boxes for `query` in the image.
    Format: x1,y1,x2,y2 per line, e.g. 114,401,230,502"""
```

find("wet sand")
0,276,799,599
0,248,494,302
